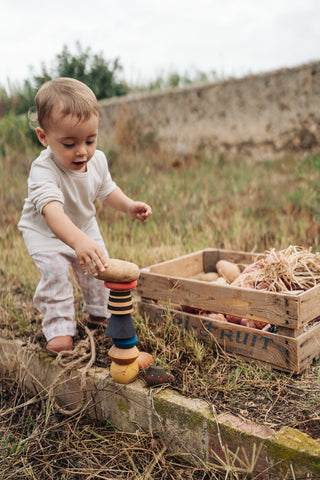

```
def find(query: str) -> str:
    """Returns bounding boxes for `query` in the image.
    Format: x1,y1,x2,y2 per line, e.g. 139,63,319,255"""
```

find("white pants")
32,251,109,342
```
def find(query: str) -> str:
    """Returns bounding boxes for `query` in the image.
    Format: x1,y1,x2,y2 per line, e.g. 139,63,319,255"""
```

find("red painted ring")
104,280,138,290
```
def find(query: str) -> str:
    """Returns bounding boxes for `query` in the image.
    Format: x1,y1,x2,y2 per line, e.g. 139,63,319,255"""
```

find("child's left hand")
128,201,152,223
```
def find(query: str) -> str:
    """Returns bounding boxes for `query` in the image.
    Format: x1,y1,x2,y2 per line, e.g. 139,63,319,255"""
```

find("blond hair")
31,77,99,130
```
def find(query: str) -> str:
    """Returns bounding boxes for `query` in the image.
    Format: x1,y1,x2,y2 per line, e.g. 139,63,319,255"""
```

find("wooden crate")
136,248,320,373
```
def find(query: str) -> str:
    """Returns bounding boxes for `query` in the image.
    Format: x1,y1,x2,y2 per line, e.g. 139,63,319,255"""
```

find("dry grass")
134,312,320,437
0,373,216,479
2,366,272,480
2,119,320,477
1,318,318,478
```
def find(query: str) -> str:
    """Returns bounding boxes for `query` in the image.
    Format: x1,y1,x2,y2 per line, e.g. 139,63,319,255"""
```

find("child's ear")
36,127,49,147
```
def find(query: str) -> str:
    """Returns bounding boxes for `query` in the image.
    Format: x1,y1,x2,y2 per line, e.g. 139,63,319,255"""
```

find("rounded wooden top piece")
97,258,140,283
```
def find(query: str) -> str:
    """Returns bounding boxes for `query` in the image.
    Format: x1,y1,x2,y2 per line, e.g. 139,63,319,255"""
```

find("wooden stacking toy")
97,259,151,384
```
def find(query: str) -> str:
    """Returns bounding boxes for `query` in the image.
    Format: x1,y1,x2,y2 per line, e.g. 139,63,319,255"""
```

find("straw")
234,245,320,292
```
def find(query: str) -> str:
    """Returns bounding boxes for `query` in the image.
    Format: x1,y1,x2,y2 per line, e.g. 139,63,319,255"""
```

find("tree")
55,43,128,99
5,42,129,115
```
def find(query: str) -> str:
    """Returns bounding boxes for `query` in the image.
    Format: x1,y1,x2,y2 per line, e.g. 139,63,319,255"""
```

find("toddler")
18,77,152,354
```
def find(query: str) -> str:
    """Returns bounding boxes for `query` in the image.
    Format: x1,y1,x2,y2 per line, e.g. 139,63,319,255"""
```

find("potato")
193,272,219,282
96,258,140,283
205,313,226,322
137,352,153,370
212,276,228,285
216,260,241,283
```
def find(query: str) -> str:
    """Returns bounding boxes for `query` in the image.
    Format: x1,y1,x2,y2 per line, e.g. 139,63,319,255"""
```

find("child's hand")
128,201,152,223
74,237,108,276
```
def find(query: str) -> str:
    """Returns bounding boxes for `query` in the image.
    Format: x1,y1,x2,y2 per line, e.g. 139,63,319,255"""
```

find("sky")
0,0,319,90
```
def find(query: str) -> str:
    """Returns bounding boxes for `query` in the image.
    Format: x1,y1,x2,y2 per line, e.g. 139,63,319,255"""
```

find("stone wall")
98,61,320,160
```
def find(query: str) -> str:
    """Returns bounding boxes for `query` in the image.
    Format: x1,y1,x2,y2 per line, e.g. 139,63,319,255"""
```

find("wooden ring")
104,280,138,290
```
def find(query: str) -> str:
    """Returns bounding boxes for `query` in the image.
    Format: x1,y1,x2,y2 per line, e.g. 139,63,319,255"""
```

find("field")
1,115,320,478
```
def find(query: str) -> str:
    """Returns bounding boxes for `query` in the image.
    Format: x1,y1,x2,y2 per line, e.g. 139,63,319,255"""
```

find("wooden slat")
297,322,320,371
298,285,320,326
145,250,204,277
277,326,304,338
202,248,258,272
202,249,220,272
137,272,300,328
138,301,300,372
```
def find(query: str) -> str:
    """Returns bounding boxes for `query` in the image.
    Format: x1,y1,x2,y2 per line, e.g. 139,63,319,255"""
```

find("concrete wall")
98,61,320,160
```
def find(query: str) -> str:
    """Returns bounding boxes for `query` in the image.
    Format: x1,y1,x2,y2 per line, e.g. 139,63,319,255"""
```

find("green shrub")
0,112,38,158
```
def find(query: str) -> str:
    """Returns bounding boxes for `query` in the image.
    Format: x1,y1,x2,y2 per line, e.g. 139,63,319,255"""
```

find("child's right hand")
74,236,108,276
42,202,108,276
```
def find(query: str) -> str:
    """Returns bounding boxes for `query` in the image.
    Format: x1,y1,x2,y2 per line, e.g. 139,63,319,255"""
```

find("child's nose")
76,145,87,156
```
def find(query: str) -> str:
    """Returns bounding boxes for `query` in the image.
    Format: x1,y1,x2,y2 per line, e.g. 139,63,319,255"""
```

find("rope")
48,323,97,415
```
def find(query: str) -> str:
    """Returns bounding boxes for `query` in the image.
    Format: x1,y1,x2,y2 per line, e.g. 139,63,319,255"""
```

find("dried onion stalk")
234,245,320,292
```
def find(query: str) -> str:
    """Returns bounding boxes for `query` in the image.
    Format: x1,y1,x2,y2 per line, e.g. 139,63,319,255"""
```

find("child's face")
36,113,99,172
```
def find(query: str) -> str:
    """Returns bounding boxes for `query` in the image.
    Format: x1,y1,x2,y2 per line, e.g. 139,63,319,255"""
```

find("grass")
1,116,320,478
2,373,244,480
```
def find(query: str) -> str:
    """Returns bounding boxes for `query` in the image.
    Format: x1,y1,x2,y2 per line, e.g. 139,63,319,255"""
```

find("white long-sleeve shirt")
18,147,116,255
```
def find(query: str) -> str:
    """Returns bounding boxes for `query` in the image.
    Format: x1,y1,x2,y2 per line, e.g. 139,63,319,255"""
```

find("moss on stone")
153,396,205,430
117,398,130,416
268,427,320,475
